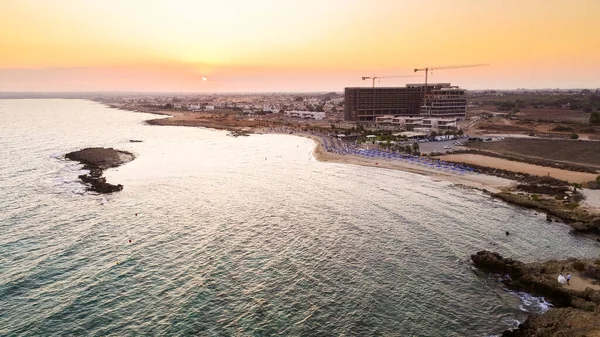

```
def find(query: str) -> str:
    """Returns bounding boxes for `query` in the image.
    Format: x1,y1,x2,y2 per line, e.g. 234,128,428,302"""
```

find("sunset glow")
1,0,598,91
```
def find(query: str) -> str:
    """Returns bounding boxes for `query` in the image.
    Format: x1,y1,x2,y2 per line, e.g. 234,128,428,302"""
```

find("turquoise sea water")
1,99,598,336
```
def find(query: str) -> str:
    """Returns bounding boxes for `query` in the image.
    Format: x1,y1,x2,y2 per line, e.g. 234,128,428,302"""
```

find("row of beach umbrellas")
352,149,476,175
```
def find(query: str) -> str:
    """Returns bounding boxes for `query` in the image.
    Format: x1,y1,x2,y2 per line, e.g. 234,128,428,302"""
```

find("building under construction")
344,83,467,121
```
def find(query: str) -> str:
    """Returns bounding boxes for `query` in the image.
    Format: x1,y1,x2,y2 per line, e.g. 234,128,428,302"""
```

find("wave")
513,291,552,313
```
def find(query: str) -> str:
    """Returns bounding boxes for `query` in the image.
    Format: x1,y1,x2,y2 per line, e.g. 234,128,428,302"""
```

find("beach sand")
134,109,516,193
438,154,598,184
298,134,514,193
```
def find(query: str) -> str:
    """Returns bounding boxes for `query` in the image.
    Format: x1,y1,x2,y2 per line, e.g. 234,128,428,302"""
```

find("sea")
1,99,598,336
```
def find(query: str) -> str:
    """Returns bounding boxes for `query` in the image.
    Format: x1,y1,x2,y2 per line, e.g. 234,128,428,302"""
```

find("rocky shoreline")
492,192,600,239
65,147,134,193
434,158,600,239
471,250,600,336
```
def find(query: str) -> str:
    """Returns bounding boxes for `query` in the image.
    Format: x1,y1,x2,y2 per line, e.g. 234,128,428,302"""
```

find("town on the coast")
3,1,600,335
79,79,600,334
86,80,600,229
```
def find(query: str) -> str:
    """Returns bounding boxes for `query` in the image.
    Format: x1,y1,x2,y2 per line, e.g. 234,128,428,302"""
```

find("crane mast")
413,64,488,116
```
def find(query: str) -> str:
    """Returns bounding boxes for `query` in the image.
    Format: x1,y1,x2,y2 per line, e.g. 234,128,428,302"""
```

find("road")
418,139,467,154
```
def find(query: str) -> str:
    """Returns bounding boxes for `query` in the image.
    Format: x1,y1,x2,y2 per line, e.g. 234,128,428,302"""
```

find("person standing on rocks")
566,273,571,285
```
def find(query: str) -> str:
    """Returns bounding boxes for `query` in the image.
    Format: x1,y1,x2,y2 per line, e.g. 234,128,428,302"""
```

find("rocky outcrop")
515,184,568,195
492,192,600,238
500,308,600,336
65,147,134,194
471,251,600,336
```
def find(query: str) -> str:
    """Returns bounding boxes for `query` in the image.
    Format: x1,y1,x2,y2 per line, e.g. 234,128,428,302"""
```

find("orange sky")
1,0,599,92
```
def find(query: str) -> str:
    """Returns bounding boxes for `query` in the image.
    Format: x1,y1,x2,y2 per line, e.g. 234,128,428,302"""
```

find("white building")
391,116,424,128
284,111,326,120
375,115,395,124
421,117,458,130
187,104,202,111
376,115,459,130
420,86,467,119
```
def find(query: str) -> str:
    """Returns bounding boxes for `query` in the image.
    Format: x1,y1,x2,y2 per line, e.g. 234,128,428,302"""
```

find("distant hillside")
321,92,343,100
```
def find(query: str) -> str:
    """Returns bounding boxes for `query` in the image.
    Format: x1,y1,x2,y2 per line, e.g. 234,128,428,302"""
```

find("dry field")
517,108,591,123
469,139,600,168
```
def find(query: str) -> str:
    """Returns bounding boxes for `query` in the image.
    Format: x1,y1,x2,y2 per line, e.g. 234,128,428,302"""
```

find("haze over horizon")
1,0,599,92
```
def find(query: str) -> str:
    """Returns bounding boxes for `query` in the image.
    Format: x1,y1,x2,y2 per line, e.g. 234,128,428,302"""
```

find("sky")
0,0,599,92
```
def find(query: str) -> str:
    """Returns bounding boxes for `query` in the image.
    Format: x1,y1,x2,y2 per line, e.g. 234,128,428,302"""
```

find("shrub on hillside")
584,264,600,279
570,133,579,139
551,125,574,132
573,261,586,271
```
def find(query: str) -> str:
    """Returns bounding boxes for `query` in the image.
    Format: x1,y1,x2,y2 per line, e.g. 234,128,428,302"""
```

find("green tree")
570,133,579,139
590,111,600,125
412,142,420,153
429,131,438,138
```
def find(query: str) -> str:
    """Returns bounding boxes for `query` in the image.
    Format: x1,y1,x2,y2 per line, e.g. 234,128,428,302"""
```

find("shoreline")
471,251,600,336
115,104,600,232
109,103,516,193
294,132,513,193
105,102,599,334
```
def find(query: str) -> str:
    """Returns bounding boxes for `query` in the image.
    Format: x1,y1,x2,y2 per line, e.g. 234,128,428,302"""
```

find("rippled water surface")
1,99,598,336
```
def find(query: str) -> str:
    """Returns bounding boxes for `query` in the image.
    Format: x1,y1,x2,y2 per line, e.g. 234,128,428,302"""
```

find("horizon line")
1,87,599,96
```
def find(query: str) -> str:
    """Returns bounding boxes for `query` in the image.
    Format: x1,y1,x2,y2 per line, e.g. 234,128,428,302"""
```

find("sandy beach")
284,132,515,193
119,108,516,193
128,107,599,195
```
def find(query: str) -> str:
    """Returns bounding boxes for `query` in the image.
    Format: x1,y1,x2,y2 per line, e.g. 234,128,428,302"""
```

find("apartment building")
344,83,467,121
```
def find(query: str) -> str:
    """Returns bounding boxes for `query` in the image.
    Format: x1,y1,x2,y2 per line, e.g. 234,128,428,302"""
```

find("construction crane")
361,75,422,88
414,64,488,117
413,64,488,87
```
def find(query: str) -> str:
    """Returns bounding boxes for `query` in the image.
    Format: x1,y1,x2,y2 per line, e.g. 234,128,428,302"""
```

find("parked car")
443,145,452,149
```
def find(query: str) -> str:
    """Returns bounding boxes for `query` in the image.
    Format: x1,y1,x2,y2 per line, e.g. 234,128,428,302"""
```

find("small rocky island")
471,250,600,336
65,147,135,193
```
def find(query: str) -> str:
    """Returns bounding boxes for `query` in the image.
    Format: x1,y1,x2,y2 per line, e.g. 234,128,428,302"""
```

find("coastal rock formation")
492,192,600,238
501,308,600,337
471,251,600,336
65,147,134,194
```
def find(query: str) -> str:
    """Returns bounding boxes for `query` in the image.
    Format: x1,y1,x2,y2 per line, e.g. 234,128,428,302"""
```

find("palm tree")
412,142,420,154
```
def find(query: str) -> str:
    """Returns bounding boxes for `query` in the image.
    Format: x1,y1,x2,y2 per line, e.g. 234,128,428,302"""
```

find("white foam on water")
513,291,552,313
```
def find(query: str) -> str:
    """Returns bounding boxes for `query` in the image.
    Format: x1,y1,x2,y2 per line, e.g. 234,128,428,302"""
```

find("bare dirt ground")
465,111,599,139
518,108,591,123
438,154,598,183
559,272,600,291
581,189,600,209
469,139,600,168
147,111,270,130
